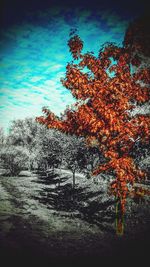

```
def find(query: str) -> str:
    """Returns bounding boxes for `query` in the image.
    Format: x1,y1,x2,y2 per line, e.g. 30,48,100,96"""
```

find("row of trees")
0,118,101,185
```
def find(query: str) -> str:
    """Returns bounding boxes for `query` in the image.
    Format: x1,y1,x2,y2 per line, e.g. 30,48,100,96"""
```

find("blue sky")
0,3,143,133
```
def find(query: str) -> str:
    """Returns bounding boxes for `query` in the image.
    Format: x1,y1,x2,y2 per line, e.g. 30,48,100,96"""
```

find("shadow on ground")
33,172,116,232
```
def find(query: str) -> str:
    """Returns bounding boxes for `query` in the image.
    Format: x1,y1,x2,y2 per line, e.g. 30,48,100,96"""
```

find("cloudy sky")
0,0,148,133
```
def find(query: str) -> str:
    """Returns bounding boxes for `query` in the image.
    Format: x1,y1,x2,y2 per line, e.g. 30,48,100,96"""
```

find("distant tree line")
0,118,102,185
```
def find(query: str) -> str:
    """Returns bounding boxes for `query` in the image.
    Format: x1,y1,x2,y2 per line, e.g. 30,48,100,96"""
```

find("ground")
0,169,150,266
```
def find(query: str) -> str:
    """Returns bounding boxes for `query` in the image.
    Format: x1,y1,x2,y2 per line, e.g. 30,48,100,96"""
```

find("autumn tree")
37,17,150,234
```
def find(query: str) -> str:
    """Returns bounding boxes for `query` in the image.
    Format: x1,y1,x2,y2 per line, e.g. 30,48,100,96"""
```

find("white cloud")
0,5,130,133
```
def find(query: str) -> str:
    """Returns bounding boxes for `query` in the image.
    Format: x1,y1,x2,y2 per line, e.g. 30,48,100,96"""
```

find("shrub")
0,145,29,176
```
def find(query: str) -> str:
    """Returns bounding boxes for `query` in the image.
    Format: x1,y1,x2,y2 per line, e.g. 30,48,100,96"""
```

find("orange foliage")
37,19,150,214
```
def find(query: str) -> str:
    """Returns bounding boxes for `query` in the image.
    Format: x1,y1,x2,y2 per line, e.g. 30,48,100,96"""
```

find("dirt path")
0,173,113,266
0,172,150,266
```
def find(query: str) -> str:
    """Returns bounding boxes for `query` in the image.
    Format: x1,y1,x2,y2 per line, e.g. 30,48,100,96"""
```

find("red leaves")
68,35,83,60
134,68,150,84
37,21,150,216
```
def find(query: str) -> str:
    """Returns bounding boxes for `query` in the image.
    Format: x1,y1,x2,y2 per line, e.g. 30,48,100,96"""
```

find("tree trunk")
59,160,62,175
115,199,124,235
52,165,55,174
28,159,31,172
90,160,94,173
58,162,62,187
72,170,76,189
